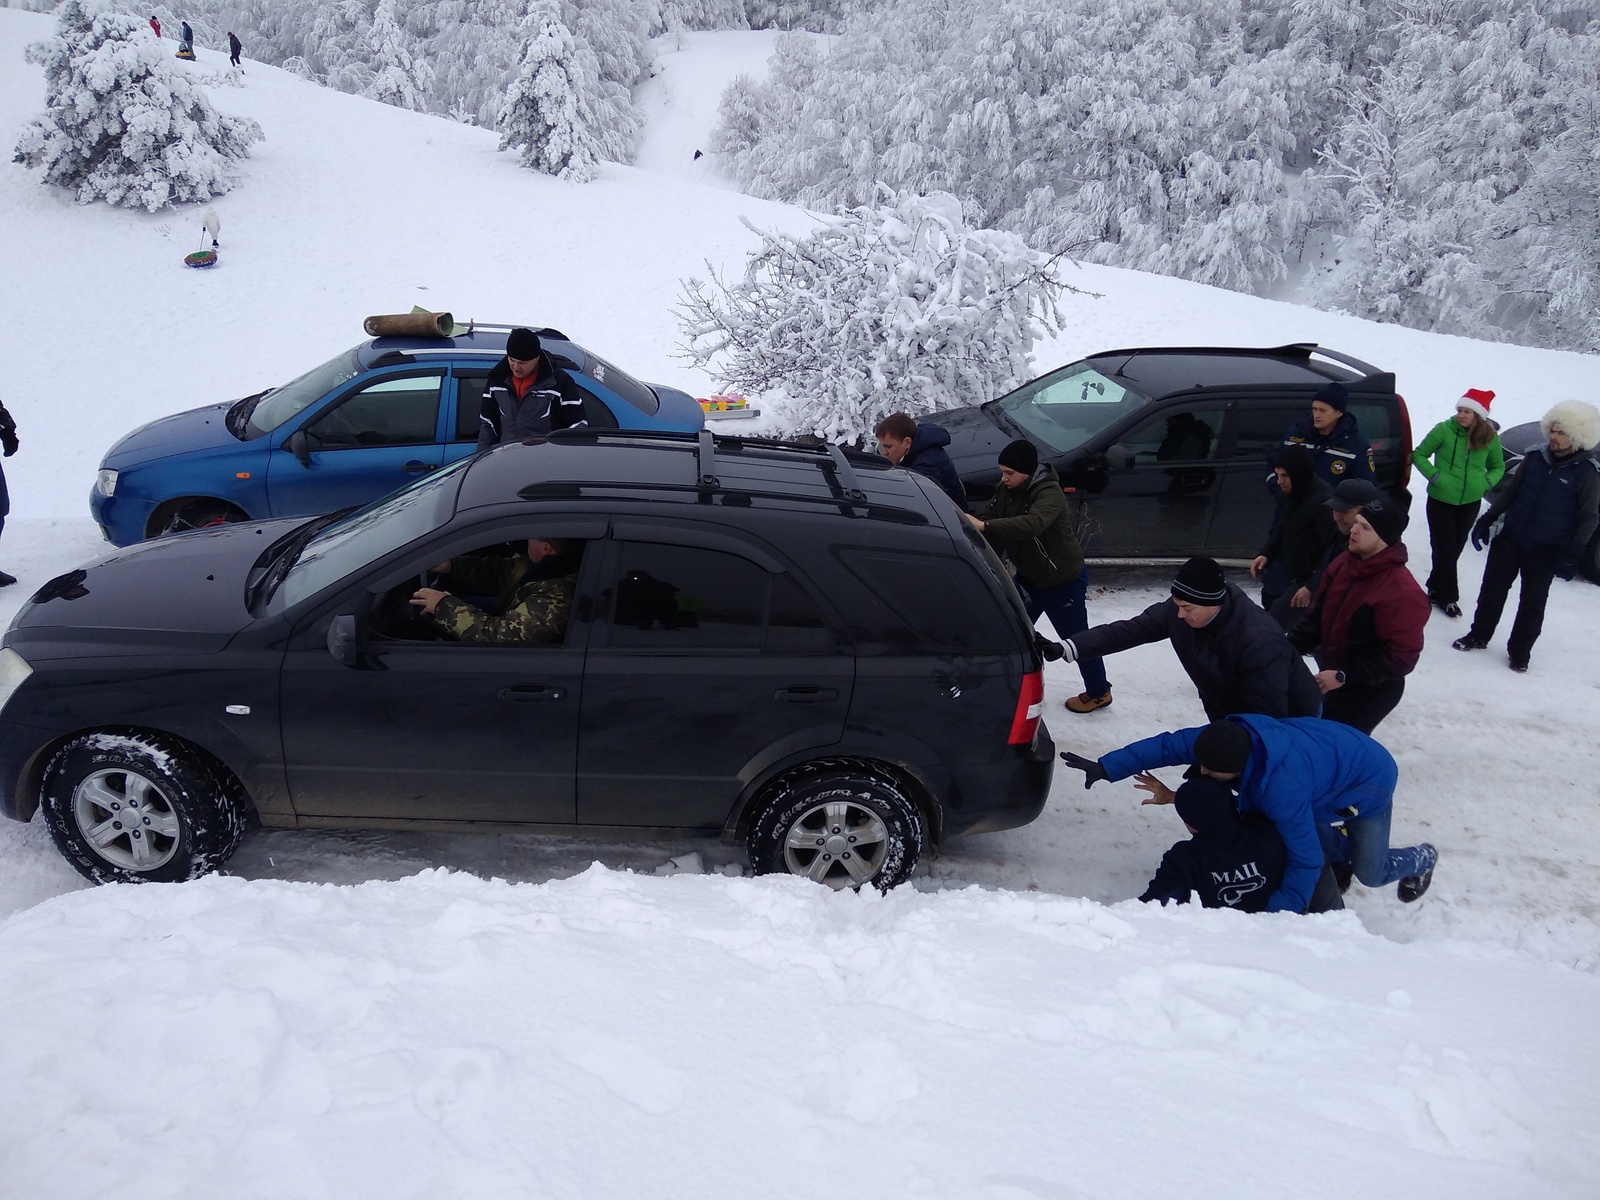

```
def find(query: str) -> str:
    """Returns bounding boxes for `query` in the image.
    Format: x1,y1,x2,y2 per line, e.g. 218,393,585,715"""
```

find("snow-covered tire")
745,763,924,891
40,730,246,885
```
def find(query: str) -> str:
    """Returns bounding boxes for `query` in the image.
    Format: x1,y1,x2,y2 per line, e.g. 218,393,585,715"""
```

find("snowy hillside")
2,10,1600,1198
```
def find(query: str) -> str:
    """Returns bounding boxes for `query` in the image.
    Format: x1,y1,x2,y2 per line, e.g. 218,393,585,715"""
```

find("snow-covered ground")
2,13,1599,1197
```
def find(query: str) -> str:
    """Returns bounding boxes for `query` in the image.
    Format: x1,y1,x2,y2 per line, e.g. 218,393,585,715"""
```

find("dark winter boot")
1442,602,1462,618
1333,862,1353,894
1451,634,1487,651
1397,844,1437,903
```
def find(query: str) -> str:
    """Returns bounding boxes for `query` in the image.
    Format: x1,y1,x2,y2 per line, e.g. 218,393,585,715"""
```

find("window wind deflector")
369,351,416,368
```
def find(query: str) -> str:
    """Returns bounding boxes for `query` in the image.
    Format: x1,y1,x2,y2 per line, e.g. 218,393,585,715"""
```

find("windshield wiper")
982,401,1024,436
245,509,350,611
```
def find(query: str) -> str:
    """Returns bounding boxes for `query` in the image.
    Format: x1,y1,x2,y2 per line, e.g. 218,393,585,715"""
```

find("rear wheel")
40,731,246,884
746,764,924,890
154,499,247,539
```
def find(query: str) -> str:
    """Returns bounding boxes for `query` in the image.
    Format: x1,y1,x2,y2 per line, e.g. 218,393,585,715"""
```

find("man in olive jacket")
1062,557,1320,722
964,439,1112,712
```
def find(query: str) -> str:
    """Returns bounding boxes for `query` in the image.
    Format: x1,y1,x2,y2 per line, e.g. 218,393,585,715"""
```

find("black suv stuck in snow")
939,344,1413,560
0,431,1056,890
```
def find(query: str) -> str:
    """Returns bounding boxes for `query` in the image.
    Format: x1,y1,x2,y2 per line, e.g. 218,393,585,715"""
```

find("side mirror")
326,614,359,666
286,430,312,468
1103,443,1134,471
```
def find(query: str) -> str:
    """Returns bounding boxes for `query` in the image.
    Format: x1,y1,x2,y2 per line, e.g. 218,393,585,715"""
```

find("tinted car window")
1229,404,1305,460
1115,405,1227,462
995,362,1148,454
836,549,1015,651
248,349,364,435
1348,401,1394,454
305,373,443,449
609,543,766,648
454,371,489,442
768,573,834,653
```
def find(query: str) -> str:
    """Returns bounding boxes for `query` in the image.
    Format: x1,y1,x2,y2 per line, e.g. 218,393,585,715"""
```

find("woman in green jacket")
1412,388,1505,617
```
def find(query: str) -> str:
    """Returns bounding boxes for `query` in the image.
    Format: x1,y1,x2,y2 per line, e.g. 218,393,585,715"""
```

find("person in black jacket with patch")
1059,557,1320,721
1276,380,1376,486
1136,775,1288,911
477,328,588,448
1252,444,1339,626
874,412,967,507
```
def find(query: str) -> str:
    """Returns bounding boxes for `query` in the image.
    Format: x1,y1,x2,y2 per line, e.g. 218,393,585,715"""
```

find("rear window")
570,351,659,416
835,548,1019,651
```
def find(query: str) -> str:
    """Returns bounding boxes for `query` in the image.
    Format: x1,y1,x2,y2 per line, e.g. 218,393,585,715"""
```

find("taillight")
1396,393,1413,486
1008,669,1044,745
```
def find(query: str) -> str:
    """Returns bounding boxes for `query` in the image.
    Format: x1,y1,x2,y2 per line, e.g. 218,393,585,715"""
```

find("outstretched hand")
1132,771,1176,806
1060,751,1107,788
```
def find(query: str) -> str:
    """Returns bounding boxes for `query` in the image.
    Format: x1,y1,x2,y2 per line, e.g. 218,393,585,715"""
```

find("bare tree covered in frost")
497,0,636,180
12,2,263,212
678,190,1069,442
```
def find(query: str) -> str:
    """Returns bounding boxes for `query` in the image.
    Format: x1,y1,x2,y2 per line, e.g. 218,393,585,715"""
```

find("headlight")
95,468,119,498
0,648,33,716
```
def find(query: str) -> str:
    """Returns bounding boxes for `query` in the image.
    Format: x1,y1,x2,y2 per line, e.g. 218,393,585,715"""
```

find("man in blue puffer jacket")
1062,714,1437,913
875,412,968,507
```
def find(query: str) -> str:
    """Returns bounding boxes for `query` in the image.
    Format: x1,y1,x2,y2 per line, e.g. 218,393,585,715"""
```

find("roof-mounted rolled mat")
364,310,456,338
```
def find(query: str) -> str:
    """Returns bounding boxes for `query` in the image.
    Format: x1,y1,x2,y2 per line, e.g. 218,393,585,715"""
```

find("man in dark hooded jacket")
1137,775,1288,911
1252,444,1339,623
477,327,588,448
874,412,966,506
1276,381,1376,487
965,439,1112,712
1061,556,1320,721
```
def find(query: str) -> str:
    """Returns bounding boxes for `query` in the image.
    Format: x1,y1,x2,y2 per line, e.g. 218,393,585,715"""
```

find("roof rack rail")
544,426,891,470
515,479,927,526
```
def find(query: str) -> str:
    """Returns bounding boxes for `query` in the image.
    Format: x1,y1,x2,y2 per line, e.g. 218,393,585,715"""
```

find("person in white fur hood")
1453,399,1600,671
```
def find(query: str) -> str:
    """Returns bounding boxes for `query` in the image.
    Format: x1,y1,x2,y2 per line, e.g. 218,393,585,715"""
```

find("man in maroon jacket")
1288,497,1429,733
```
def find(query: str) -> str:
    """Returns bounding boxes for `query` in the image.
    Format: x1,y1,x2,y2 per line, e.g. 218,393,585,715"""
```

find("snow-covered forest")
7,0,1596,352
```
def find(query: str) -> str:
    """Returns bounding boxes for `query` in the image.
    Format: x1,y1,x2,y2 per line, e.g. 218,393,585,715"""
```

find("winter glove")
1470,516,1493,551
1058,639,1078,664
1060,751,1108,788
0,435,14,458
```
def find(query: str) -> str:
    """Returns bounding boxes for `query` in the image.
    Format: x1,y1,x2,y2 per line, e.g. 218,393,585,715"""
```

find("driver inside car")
410,537,581,645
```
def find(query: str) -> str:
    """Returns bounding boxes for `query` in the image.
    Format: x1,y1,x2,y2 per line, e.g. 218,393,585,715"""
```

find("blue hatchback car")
91,323,706,545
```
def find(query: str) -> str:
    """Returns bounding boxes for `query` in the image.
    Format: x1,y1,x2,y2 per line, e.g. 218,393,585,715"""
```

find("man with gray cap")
1288,496,1429,733
1057,556,1320,721
964,438,1112,712
1063,714,1437,912
1276,380,1377,487
477,327,588,448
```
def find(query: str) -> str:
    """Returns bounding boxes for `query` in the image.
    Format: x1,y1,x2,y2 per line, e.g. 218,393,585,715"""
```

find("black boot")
1397,844,1437,903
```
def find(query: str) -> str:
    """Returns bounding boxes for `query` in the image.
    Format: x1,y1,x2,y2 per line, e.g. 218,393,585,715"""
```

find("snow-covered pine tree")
497,0,620,181
678,189,1070,442
363,0,434,111
12,1,264,212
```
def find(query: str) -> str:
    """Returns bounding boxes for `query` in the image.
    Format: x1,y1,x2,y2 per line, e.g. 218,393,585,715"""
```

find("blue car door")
266,368,449,518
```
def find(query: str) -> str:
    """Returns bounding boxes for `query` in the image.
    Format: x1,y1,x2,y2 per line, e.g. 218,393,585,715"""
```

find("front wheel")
40,731,246,884
746,764,924,890
155,499,246,539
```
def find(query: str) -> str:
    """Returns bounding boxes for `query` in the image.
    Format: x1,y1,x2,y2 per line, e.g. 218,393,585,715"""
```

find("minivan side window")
1114,405,1227,463
609,542,766,648
835,549,1016,651
1229,404,1307,460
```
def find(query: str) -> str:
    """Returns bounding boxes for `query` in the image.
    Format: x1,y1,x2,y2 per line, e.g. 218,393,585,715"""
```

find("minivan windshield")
992,361,1149,454
275,457,470,607
247,348,364,436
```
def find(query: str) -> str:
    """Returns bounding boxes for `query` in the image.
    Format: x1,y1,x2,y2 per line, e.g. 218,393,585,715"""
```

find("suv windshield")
993,361,1148,454
276,457,470,607
247,348,364,436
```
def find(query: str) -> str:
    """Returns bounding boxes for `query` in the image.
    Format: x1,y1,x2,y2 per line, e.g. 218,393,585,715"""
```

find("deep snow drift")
1,12,1598,1197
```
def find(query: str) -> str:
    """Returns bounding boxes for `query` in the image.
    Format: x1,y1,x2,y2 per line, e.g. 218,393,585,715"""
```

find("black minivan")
0,432,1055,890
939,343,1413,559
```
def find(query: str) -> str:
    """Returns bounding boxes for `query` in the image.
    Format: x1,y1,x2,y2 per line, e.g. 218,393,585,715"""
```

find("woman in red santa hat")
1411,388,1506,617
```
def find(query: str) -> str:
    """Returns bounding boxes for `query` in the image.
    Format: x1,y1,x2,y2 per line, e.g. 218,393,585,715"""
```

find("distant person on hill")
1251,443,1339,623
1412,388,1505,618
874,411,967,507
1058,556,1320,721
477,328,588,447
1454,400,1600,672
0,399,17,587
228,31,242,68
1288,498,1429,734
1277,381,1377,487
179,19,193,52
149,15,160,38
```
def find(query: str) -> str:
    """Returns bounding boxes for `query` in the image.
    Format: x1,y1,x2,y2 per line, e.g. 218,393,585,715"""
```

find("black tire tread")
745,760,924,890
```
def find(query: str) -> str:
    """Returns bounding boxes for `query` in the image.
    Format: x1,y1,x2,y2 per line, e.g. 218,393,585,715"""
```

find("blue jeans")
1018,569,1110,697
1317,804,1429,885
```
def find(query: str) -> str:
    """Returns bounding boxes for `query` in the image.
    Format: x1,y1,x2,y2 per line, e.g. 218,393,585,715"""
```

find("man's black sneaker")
0,571,16,588
1333,862,1354,894
1442,602,1462,618
1397,844,1437,903
1510,658,1529,673
1451,634,1487,651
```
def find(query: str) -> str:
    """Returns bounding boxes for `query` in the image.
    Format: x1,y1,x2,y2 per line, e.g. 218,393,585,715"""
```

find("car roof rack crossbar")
543,426,892,471
515,478,927,525
824,443,869,503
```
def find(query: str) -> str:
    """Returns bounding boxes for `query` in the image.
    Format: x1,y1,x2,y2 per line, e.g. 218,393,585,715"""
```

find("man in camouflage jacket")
410,538,578,645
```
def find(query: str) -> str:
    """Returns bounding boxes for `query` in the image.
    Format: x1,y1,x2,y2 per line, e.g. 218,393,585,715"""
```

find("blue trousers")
1017,569,1110,697
1317,804,1429,886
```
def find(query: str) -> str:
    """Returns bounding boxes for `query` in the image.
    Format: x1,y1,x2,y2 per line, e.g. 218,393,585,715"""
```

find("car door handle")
403,460,438,473
498,685,565,702
775,686,839,703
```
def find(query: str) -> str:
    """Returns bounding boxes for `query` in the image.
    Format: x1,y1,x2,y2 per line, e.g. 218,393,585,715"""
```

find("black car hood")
102,401,241,468
7,519,302,652
933,403,1021,475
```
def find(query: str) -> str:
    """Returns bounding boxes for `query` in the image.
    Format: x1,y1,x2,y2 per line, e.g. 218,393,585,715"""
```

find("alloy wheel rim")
781,798,889,888
71,768,181,872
